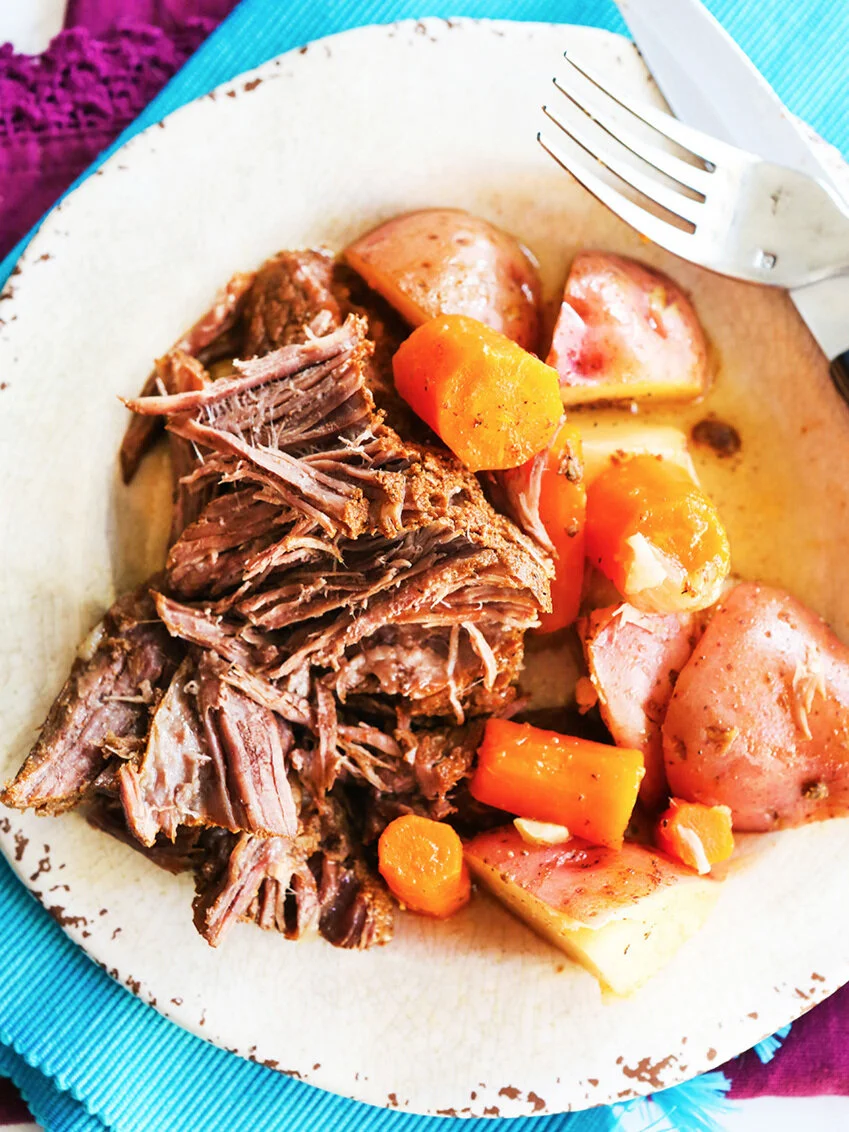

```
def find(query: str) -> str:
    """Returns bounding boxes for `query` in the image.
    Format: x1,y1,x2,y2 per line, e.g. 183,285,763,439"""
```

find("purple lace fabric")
0,1,237,258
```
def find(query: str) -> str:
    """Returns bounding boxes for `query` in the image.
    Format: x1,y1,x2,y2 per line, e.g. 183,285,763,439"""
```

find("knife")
614,0,849,398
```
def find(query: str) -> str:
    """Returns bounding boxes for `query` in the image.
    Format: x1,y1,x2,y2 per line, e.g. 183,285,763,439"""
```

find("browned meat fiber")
2,249,552,951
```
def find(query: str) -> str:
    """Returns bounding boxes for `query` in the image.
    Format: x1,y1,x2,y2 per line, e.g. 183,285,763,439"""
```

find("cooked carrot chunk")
392,314,562,472
655,799,735,874
585,453,730,613
378,814,471,918
502,419,587,632
469,718,644,850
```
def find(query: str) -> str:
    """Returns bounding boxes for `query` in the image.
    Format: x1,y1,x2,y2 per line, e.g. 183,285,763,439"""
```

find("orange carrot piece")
469,719,644,850
502,419,586,632
392,314,562,472
656,799,735,874
585,453,730,613
378,814,471,918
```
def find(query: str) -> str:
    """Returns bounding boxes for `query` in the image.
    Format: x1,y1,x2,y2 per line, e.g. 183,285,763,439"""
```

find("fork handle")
832,351,849,405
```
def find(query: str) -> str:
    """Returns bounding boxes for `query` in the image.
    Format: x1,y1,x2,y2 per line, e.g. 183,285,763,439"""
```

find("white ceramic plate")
2,18,849,1119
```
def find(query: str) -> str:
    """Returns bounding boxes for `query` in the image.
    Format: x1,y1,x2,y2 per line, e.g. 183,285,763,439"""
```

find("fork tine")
543,98,700,227
538,130,699,262
563,54,740,171
552,68,713,197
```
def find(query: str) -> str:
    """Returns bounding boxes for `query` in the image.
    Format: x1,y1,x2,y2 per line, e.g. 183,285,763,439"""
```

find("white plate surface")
2,18,849,1118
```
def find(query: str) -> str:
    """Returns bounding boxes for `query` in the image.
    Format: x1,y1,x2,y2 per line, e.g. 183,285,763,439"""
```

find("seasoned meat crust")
241,250,343,357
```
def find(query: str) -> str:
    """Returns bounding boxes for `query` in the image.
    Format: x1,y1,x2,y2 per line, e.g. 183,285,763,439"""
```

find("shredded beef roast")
86,791,210,875
330,261,421,437
1,587,180,814
117,652,300,846
3,247,553,951
119,271,255,484
127,315,548,728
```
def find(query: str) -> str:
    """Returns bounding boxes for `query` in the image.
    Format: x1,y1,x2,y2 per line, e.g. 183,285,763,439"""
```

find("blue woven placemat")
1,1,846,1129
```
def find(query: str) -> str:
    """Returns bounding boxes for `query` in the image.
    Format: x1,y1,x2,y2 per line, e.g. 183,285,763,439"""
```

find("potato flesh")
465,828,719,995
485,868,718,996
579,420,699,486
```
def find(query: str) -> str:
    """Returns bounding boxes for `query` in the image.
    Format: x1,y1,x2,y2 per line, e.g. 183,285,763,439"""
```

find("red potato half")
465,826,719,995
547,252,709,405
663,583,849,830
580,603,705,810
344,208,542,351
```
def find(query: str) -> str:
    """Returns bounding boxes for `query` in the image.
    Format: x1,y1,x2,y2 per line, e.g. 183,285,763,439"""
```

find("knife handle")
832,351,849,404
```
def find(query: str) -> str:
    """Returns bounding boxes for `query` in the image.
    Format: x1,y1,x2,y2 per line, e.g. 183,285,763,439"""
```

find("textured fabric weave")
0,4,237,257
1,0,849,1128
729,982,849,1097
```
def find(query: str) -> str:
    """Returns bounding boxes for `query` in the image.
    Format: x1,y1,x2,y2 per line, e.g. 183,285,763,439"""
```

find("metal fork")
539,55,849,289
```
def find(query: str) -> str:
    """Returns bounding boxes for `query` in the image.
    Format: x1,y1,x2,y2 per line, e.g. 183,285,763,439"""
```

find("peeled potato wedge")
465,826,720,995
344,208,542,351
579,419,700,486
547,252,709,406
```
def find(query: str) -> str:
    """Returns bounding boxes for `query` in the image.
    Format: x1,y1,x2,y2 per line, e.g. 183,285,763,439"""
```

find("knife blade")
614,0,849,374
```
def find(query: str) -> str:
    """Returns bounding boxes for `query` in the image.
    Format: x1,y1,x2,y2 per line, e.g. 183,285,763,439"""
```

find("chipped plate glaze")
2,18,849,1119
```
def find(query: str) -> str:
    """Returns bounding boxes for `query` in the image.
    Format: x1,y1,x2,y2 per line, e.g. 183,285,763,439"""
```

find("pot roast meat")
241,250,343,358
302,678,340,799
118,656,213,844
193,823,393,949
1,587,180,814
205,663,299,838
408,718,485,812
5,244,555,952
152,591,279,674
330,261,420,437
129,319,393,541
354,716,486,838
86,791,209,875
193,831,300,947
119,249,343,493
117,652,299,846
157,350,217,541
166,491,313,599
248,859,321,938
119,271,255,484
315,854,394,949
137,317,547,720
242,252,413,436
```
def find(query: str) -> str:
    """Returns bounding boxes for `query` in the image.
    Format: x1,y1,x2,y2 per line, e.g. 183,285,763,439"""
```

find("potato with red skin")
465,825,719,994
547,252,708,405
345,209,542,351
663,583,849,830
579,603,706,810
